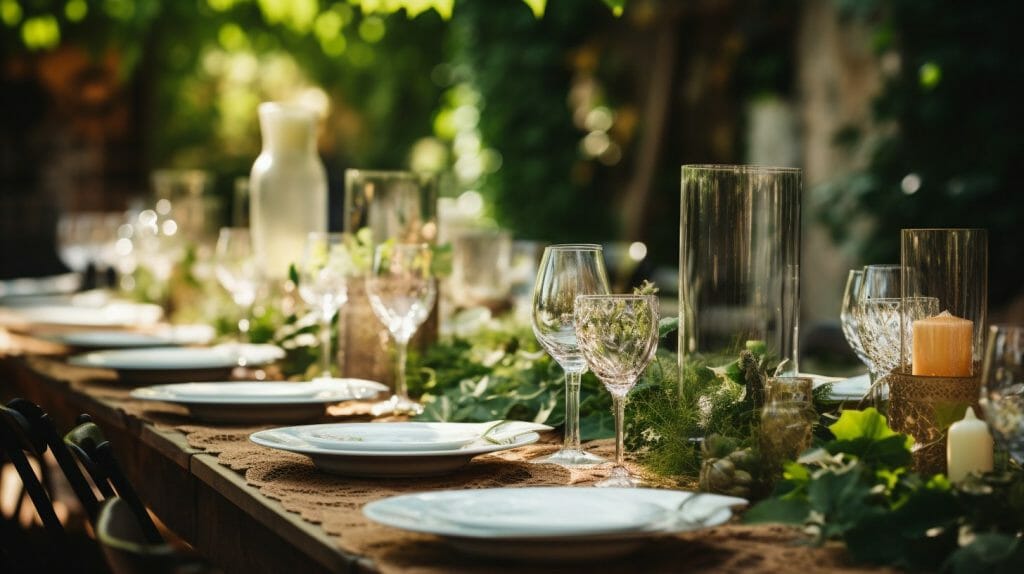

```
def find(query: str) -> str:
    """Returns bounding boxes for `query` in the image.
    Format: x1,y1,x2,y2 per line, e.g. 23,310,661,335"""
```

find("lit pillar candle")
947,407,993,482
912,311,973,377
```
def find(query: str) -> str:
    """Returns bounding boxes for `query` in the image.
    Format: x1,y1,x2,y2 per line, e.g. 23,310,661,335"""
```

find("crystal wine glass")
366,243,436,416
531,244,611,467
299,232,352,379
840,269,871,370
574,294,659,487
980,325,1024,464
215,227,262,349
856,295,939,403
853,264,900,397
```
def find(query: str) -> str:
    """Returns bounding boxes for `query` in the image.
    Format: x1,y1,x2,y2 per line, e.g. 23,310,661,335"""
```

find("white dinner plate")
363,487,748,561
806,372,880,401
0,302,164,330
130,378,388,423
298,423,481,452
53,331,180,350
68,347,241,384
250,422,546,477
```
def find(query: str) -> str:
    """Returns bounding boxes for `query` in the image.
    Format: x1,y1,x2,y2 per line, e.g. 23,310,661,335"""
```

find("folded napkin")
479,420,555,444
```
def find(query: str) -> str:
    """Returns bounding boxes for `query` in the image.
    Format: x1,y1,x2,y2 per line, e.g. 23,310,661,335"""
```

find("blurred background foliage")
1,0,1022,316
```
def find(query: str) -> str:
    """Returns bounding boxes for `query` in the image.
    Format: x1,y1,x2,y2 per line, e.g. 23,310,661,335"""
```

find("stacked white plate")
131,378,388,423
68,344,287,384
363,487,747,561
250,421,551,477
0,301,164,331
70,347,229,384
51,324,216,350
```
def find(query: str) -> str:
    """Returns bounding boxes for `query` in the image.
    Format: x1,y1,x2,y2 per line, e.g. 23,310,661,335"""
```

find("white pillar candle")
946,407,994,482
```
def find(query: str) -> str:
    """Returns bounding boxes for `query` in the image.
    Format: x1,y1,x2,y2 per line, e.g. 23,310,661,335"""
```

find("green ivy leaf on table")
745,407,1024,573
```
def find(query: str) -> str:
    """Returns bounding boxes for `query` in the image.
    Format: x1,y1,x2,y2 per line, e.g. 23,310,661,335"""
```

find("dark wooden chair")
5,399,101,523
64,414,163,544
0,402,70,571
97,498,217,574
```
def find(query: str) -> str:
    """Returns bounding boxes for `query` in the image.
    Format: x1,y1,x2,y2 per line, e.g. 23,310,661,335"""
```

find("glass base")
531,448,605,468
595,467,643,488
370,394,424,417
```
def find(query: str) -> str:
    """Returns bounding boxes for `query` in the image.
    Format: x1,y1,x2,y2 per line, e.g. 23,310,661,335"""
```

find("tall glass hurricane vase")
531,245,611,467
679,166,801,388
575,295,659,487
366,244,436,416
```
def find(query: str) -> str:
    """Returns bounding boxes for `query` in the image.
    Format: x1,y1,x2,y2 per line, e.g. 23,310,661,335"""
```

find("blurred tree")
819,0,1024,307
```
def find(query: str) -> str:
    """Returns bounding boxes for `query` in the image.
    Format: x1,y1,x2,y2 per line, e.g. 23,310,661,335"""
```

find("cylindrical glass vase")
899,228,988,376
679,165,802,385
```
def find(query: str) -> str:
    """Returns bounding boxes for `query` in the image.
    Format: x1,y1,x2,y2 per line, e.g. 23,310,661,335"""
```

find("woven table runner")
24,356,891,573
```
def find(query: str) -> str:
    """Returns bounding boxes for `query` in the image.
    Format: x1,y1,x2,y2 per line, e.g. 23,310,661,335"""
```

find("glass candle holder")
679,165,801,386
760,376,816,473
900,229,988,377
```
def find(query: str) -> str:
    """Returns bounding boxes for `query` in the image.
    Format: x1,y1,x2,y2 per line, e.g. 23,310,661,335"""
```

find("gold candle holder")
892,228,987,474
888,370,980,474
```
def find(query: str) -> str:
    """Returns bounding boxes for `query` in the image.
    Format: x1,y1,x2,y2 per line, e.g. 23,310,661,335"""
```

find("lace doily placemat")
32,358,889,573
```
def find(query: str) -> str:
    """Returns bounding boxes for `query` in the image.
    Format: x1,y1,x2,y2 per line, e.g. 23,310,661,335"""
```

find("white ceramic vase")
249,103,327,280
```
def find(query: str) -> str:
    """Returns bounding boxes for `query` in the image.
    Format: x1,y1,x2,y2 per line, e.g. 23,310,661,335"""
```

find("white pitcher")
249,103,327,280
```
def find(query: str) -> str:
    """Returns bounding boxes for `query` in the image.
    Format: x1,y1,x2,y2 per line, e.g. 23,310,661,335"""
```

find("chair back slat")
0,405,69,553
6,399,101,522
65,420,163,544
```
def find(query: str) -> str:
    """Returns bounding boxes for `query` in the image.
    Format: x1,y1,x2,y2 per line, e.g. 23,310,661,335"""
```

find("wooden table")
0,334,369,574
2,329,887,574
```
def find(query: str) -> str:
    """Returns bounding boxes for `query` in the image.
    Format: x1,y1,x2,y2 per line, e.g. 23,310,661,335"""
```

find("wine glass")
574,294,659,487
980,325,1024,464
366,243,436,416
57,212,96,276
856,295,939,403
840,269,871,371
531,244,611,467
215,228,262,349
299,232,352,379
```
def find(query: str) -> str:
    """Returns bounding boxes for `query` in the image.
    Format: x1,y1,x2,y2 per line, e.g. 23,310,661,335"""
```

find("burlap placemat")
23,356,888,573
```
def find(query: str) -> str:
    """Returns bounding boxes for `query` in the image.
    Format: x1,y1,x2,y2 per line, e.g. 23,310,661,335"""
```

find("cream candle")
946,407,993,482
912,311,973,377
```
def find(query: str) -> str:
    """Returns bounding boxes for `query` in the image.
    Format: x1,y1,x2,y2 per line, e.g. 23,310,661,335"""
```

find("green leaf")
829,408,898,441
658,316,679,339
744,497,811,525
807,468,886,539
602,0,625,17
946,533,1024,574
826,435,913,468
522,0,546,18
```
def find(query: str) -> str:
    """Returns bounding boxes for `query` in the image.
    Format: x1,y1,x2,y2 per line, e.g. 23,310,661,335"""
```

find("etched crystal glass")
981,325,1024,464
574,294,659,487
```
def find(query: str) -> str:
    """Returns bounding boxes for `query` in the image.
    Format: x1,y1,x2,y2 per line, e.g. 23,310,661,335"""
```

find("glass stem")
613,394,625,467
395,339,409,400
563,371,583,452
319,315,332,377
238,302,253,344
